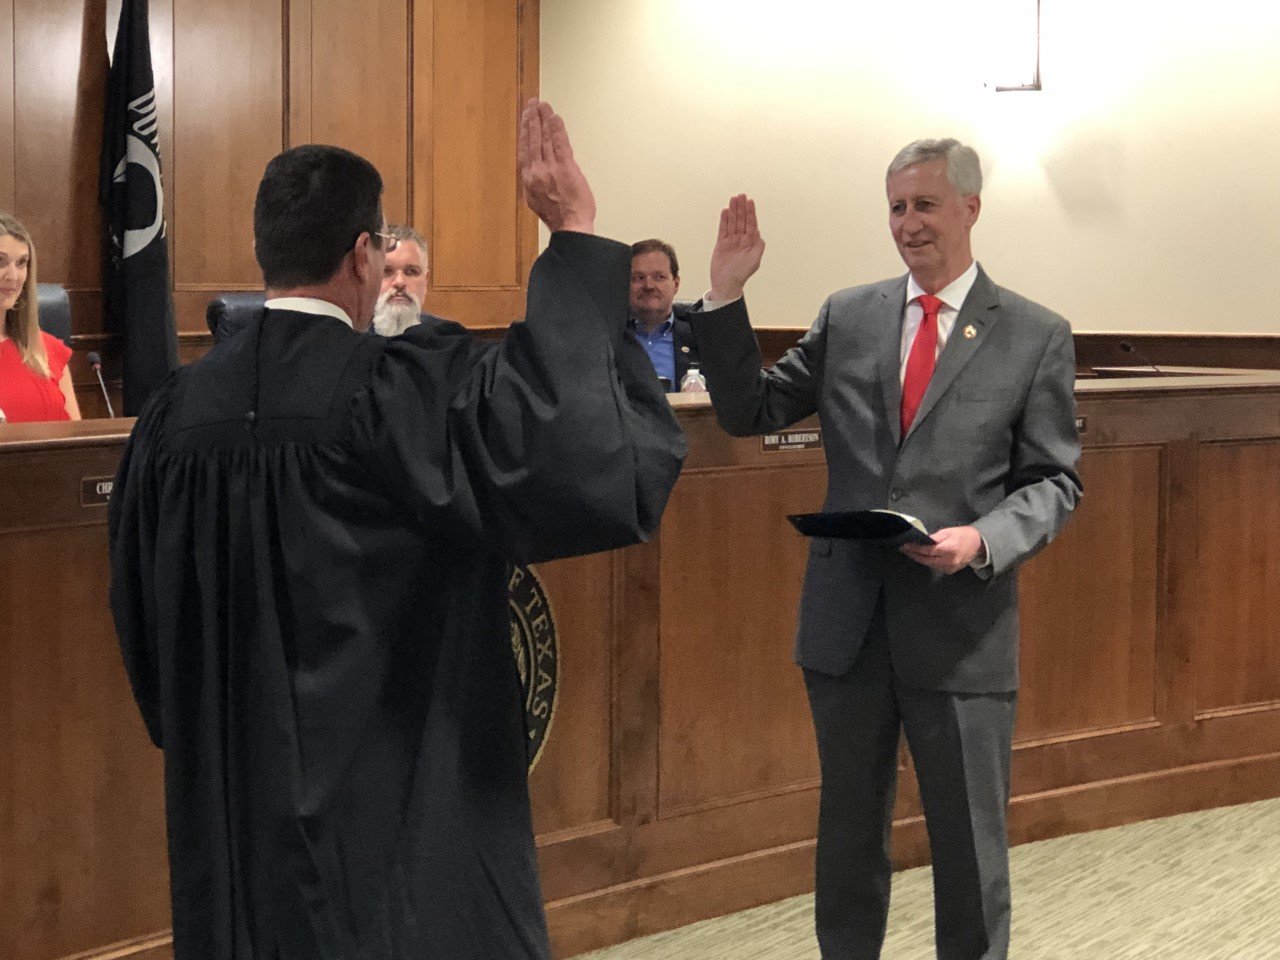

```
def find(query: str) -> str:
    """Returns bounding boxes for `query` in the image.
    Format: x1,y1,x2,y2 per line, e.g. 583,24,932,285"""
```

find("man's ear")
351,232,375,282
673,274,681,296
966,194,981,228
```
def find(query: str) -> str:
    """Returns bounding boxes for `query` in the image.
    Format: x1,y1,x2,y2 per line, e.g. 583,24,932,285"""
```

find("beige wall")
542,0,1280,333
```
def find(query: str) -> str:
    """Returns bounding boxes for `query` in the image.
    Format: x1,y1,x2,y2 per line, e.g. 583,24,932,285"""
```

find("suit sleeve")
689,296,827,436
353,231,687,564
971,320,1083,577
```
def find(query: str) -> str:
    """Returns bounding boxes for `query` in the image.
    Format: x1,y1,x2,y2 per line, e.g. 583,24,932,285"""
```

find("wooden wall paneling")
303,0,410,222
150,0,174,267
71,376,124,421
541,782,822,917
424,0,517,284
656,465,825,818
7,382,1280,960
1156,437,1200,724
526,553,615,839
12,0,108,300
170,0,284,337
1074,333,1280,373
0,477,11,957
537,538,662,905
1194,439,1280,715
756,328,803,368
515,0,538,300
1007,751,1280,849
0,0,14,210
1015,446,1162,742
286,0,313,145
412,0,539,328
2,523,168,960
611,539,660,830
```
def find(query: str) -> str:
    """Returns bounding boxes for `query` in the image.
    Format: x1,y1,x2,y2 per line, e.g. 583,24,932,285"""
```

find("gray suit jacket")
691,267,1082,692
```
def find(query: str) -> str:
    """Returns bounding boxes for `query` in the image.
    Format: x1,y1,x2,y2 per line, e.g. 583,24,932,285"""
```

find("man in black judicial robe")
108,101,685,960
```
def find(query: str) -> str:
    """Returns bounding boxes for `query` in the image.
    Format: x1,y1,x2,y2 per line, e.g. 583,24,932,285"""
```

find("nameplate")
761,428,822,452
1076,416,1087,433
81,476,114,507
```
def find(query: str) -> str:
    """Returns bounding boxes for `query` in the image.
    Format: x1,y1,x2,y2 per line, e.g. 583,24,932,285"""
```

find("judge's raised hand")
518,98,596,234
708,193,765,303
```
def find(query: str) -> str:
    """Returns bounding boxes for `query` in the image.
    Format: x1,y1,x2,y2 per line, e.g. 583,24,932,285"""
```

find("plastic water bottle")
679,365,708,393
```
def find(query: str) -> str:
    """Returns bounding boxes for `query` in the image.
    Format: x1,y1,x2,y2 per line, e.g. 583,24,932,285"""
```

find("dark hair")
253,144,384,287
630,238,679,279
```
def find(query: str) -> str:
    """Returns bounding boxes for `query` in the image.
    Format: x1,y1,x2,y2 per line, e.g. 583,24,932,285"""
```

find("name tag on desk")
80,476,114,506
762,428,823,452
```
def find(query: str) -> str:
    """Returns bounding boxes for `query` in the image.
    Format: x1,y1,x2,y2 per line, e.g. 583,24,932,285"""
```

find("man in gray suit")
690,140,1083,960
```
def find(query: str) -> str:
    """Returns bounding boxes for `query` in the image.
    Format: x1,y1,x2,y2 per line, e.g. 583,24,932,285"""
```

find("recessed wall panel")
1196,439,1280,713
657,466,825,817
1018,446,1162,741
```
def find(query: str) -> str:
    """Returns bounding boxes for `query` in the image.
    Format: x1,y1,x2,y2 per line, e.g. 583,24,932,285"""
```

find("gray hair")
386,223,429,263
887,139,982,197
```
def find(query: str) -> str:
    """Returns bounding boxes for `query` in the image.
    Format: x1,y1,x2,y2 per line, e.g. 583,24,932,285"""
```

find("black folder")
787,509,936,546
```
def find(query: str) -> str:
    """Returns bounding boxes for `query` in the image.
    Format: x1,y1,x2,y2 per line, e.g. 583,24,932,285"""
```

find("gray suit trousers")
804,603,1016,960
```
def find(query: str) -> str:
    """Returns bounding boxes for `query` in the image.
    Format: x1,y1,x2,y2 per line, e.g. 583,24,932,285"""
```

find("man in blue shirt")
629,239,700,391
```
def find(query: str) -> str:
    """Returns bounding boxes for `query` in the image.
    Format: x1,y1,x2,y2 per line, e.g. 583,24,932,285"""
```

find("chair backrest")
206,292,267,343
36,283,72,346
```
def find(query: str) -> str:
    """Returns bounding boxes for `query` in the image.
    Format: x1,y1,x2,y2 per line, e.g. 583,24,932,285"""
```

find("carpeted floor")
575,798,1280,959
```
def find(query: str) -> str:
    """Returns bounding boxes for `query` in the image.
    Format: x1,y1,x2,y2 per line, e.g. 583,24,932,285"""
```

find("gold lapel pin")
680,345,690,353
962,324,978,340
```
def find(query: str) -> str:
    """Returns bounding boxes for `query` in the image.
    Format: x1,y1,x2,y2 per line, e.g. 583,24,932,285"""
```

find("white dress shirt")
899,260,979,383
263,297,354,329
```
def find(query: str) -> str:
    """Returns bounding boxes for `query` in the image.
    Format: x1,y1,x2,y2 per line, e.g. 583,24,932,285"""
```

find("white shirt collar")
899,261,982,376
905,260,980,314
263,297,354,329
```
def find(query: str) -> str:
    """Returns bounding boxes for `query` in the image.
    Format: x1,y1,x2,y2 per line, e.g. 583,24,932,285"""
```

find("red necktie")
900,294,943,437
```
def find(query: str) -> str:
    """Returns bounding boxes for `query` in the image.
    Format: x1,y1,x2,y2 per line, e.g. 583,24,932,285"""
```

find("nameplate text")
81,477,114,507
762,428,823,452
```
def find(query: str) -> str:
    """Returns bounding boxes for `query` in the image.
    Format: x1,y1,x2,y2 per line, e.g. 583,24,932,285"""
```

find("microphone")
86,351,116,418
1118,340,1164,376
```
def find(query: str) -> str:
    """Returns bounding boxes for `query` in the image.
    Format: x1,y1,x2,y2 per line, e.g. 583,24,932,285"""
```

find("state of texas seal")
508,563,559,771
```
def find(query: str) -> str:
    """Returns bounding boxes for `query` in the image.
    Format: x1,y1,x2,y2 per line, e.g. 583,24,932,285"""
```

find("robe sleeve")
352,231,687,564
107,385,172,748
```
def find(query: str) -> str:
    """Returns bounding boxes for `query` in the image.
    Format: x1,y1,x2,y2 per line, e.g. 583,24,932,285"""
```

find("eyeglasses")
374,232,400,253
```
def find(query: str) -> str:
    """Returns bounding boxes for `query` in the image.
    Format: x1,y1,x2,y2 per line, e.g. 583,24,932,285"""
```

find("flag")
100,0,177,416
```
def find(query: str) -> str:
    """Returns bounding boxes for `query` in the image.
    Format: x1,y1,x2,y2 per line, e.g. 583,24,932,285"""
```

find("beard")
372,289,423,337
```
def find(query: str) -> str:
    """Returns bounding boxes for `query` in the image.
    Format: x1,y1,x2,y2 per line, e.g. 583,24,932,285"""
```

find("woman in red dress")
0,212,81,423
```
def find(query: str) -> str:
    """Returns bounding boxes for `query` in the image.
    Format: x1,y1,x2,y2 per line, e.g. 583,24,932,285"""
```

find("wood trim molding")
753,329,1280,372
58,931,173,960
1073,332,1280,372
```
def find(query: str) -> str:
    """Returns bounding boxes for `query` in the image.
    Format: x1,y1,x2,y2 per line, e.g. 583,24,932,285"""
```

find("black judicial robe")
108,232,685,960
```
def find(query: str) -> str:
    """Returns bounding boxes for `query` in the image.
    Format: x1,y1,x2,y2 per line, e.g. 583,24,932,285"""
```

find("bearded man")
372,223,435,336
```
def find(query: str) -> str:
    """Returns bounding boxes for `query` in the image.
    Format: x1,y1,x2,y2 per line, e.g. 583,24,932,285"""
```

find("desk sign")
762,428,822,452
81,476,114,507
1076,416,1087,433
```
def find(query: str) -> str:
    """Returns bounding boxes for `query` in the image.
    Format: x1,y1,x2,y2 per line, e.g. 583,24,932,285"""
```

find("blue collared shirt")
629,314,676,385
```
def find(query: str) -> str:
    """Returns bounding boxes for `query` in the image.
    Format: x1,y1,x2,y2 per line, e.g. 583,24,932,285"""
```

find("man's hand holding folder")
789,509,987,574
787,509,936,547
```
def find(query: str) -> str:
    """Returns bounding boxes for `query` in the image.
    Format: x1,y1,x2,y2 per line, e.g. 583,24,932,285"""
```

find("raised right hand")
708,193,765,303
517,99,596,234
